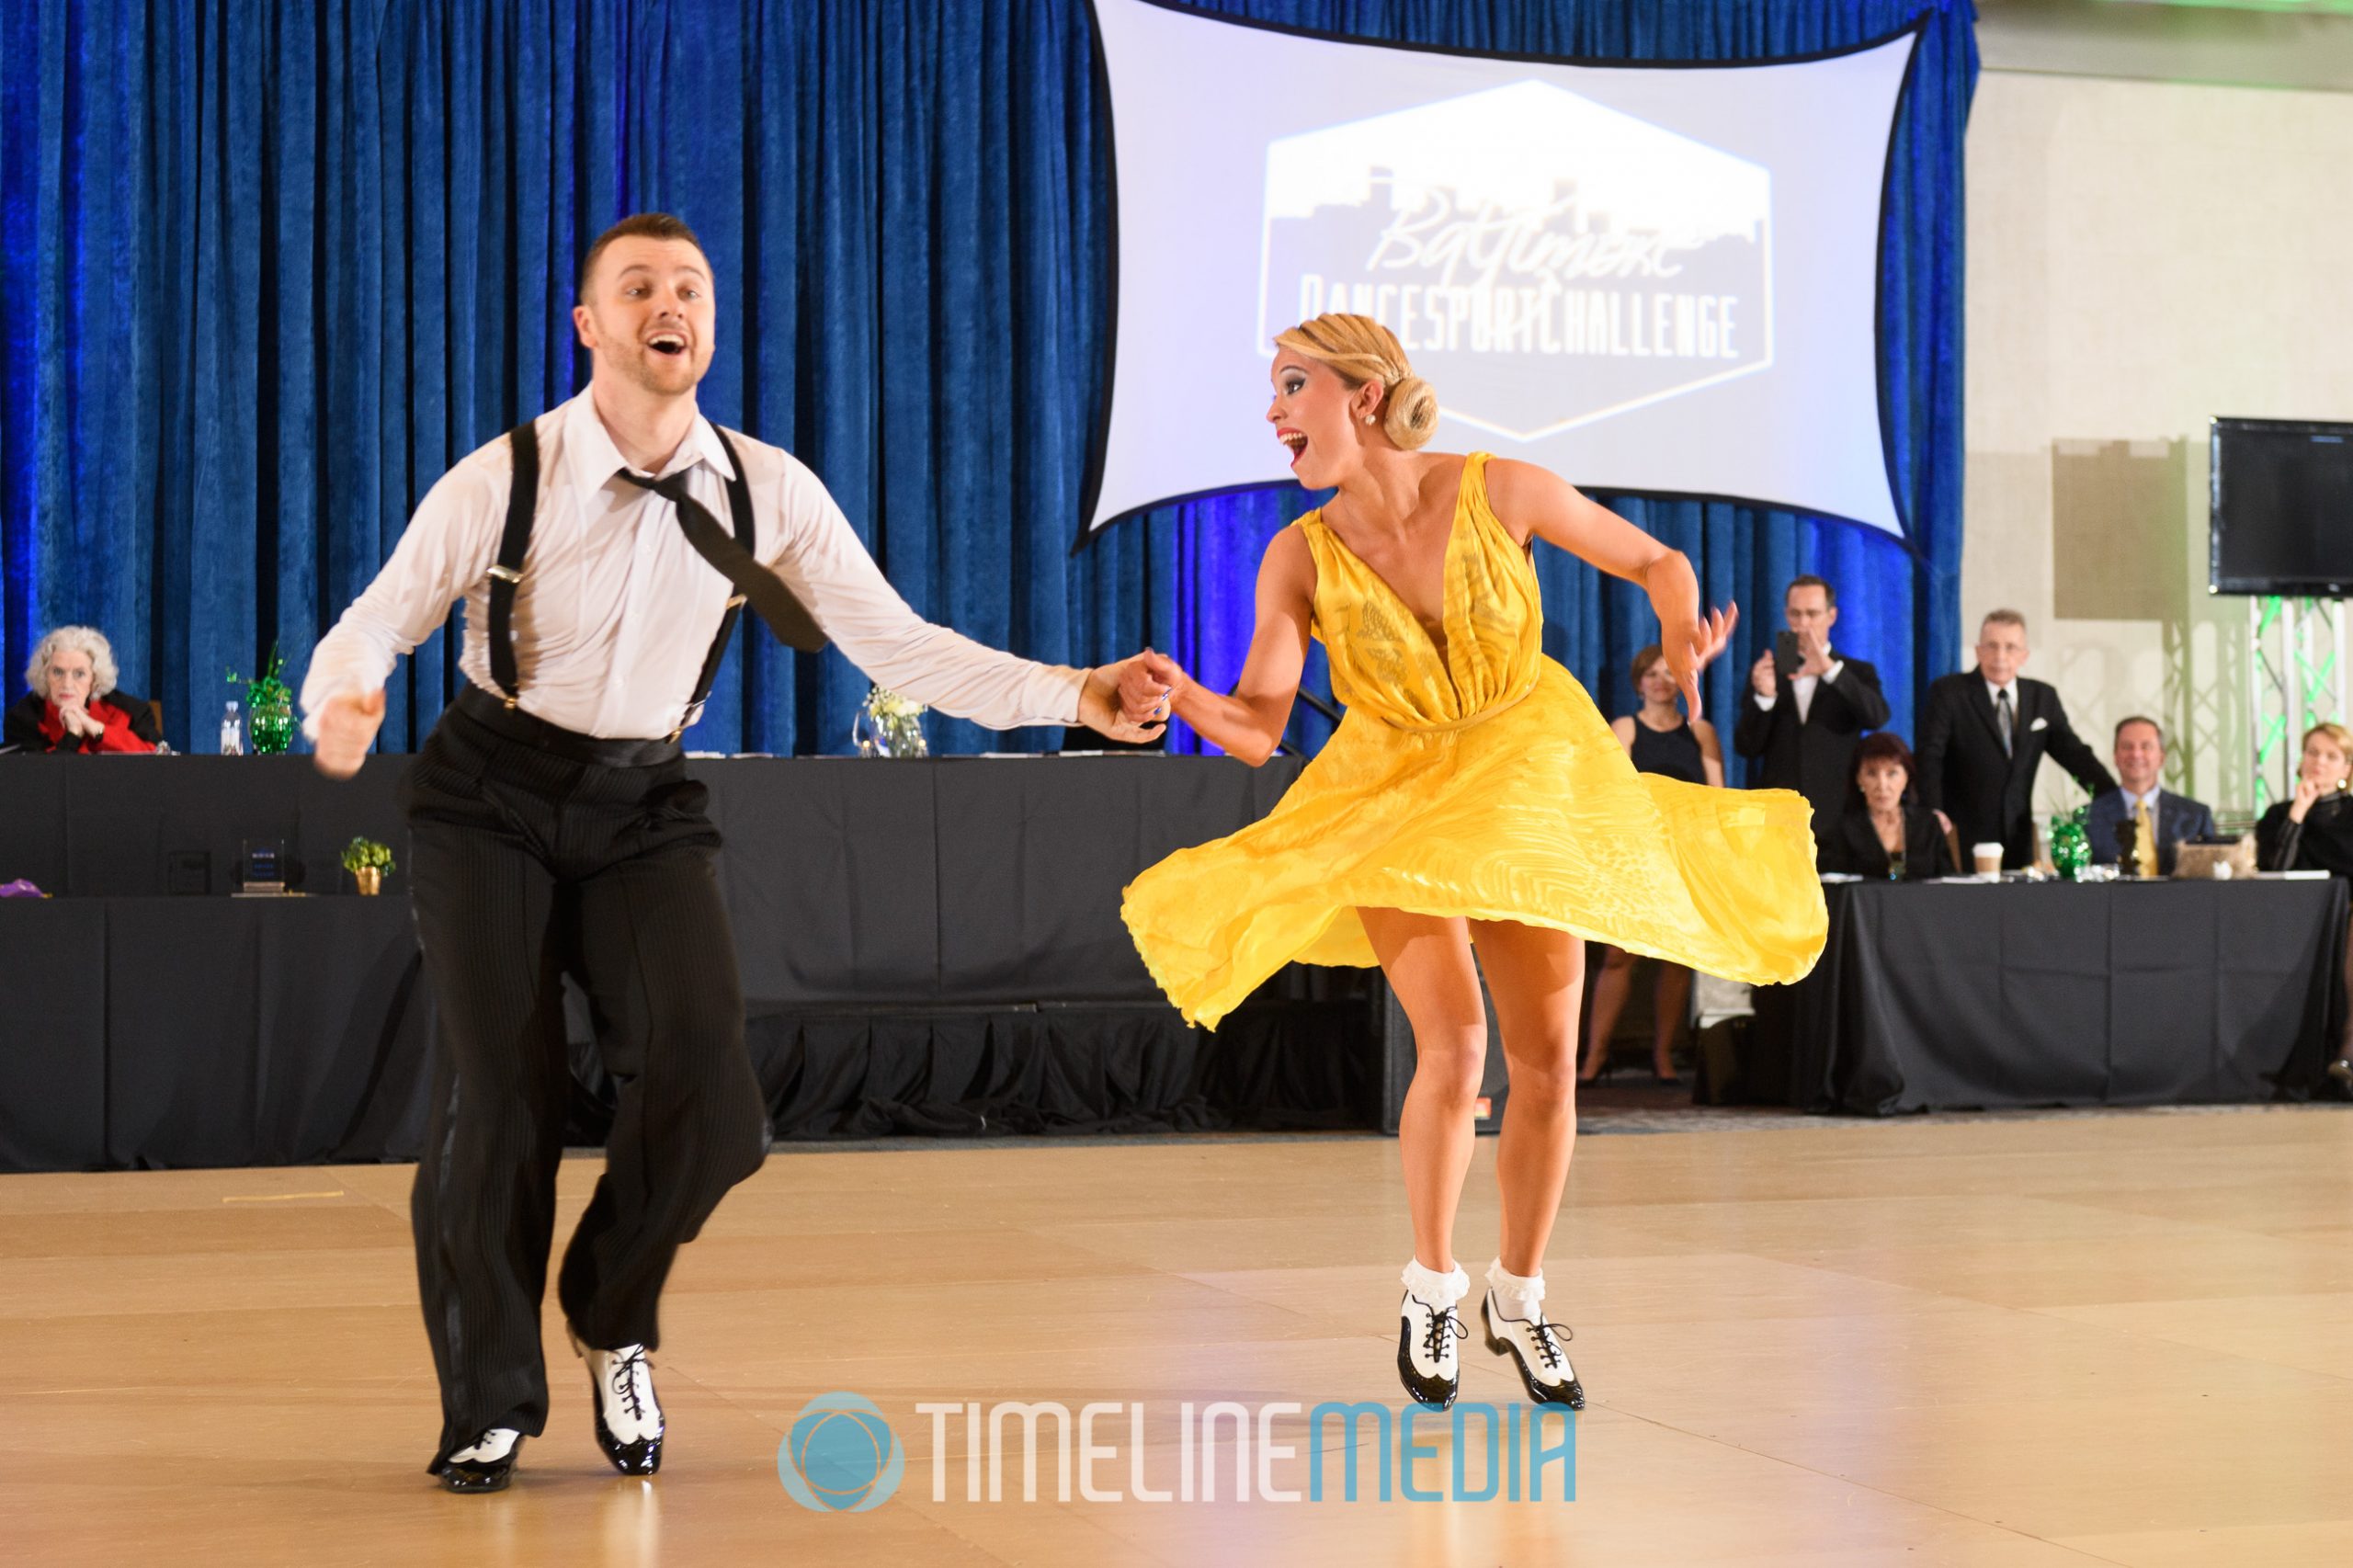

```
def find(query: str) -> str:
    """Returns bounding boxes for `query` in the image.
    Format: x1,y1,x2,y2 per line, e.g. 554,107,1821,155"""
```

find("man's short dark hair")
2115,715,2165,748
578,213,706,302
1786,574,1836,609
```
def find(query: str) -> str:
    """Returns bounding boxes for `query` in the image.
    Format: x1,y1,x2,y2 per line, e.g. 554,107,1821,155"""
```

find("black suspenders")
680,427,759,740
486,419,759,741
485,421,540,706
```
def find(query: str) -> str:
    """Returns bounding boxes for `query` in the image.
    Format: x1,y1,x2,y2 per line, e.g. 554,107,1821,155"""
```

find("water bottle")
221,700,245,756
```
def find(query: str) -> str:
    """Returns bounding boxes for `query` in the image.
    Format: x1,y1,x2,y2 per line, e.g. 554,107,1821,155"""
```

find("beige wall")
1963,70,2353,820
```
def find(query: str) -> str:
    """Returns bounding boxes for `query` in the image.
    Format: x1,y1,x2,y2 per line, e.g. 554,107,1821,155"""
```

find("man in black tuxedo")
1732,575,1891,828
1916,609,2116,869
2086,716,2217,876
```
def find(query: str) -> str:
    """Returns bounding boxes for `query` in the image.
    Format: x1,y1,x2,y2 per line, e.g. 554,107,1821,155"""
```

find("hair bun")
1383,375,1438,450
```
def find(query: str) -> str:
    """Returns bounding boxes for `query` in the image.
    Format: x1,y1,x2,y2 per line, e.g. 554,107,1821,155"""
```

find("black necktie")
1996,687,2014,756
617,470,828,653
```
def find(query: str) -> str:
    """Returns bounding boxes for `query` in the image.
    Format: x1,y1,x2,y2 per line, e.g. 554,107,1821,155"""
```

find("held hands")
1797,629,1833,679
1134,650,1189,719
313,688,386,779
1077,653,1170,744
1748,649,1778,699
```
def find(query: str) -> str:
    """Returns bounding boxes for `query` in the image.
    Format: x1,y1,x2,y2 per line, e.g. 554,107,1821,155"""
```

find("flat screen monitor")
2210,417,2353,597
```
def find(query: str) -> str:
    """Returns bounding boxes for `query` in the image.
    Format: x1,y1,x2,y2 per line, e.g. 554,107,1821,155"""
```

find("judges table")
1756,876,2348,1114
0,754,1382,1173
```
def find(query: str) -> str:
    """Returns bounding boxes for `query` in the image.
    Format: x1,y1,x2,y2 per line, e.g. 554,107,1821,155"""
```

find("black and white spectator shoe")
1397,1290,1468,1409
438,1426,523,1494
1480,1290,1586,1409
585,1344,665,1475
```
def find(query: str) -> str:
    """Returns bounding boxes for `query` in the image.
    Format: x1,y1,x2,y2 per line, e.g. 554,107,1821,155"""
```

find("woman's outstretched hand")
1665,601,1738,720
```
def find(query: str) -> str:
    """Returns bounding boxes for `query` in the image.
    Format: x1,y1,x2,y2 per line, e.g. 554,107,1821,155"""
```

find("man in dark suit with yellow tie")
1915,609,2116,869
2086,716,2217,876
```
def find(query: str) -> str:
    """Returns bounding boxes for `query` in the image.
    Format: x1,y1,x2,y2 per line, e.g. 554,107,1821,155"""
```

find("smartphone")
1774,630,1802,678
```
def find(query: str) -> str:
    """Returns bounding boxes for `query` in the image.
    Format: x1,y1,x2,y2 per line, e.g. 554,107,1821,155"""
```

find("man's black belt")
452,686,684,769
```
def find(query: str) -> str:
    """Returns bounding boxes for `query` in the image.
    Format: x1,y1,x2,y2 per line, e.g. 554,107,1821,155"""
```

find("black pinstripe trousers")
400,699,771,1471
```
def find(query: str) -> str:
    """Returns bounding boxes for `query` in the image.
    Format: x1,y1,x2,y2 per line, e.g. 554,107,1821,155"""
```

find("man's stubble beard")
608,346,706,399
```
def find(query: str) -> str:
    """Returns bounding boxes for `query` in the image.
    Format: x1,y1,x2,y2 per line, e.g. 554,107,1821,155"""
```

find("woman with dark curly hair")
1816,732,1956,881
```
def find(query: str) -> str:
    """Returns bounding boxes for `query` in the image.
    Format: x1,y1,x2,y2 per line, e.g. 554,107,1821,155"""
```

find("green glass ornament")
230,644,297,756
2049,806,2092,881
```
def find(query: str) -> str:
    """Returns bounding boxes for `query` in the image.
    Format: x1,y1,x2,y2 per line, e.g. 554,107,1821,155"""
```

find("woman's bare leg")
1360,907,1486,1275
1470,920,1586,1277
1652,961,1693,1079
1580,945,1636,1079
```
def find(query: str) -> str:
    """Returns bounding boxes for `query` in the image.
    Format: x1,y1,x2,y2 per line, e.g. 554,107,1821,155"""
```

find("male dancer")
303,213,1164,1492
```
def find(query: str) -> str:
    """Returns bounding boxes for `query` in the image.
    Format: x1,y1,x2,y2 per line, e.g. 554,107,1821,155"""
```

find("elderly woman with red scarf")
5,627,161,755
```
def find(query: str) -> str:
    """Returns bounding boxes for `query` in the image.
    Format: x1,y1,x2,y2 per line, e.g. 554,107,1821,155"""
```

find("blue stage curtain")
0,0,1972,762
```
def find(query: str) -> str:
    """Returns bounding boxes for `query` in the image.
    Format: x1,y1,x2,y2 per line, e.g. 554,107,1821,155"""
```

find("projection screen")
1081,0,1922,540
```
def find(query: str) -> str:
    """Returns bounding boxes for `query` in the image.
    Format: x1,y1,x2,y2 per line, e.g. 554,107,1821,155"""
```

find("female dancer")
1121,314,1824,1410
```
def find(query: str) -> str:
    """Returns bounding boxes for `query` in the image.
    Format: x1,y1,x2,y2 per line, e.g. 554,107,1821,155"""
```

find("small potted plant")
343,836,396,896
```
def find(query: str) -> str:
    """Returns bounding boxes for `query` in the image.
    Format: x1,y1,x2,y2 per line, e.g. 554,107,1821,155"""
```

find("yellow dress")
1120,452,1827,1029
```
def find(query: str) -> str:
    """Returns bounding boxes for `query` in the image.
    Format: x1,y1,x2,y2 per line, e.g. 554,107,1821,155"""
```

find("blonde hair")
2303,722,2353,767
25,625,119,700
1272,313,1438,451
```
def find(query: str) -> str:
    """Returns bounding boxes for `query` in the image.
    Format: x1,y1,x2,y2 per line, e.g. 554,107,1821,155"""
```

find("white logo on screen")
1259,81,1774,441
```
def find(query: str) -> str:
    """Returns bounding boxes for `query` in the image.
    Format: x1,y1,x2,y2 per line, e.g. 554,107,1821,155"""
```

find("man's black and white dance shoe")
439,1426,523,1494
1480,1290,1586,1409
586,1343,665,1475
1397,1290,1470,1408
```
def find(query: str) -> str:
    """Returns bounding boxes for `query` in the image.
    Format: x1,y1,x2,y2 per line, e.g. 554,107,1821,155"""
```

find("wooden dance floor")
12,1108,2353,1566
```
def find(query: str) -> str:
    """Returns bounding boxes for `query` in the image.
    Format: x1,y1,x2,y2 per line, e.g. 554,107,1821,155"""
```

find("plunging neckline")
1314,471,1466,671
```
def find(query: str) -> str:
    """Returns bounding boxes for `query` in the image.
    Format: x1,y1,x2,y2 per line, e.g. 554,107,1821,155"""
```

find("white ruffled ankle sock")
1485,1258,1545,1322
1401,1256,1470,1309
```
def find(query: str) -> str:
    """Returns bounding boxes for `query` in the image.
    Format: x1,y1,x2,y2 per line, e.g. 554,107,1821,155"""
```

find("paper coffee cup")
1972,843,2004,876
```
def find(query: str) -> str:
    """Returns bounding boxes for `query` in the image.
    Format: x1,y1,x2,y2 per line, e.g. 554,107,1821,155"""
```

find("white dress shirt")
1751,643,1846,724
302,389,1085,740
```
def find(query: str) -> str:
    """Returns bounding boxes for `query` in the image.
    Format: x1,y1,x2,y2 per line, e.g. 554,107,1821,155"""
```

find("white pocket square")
2029,716,2049,732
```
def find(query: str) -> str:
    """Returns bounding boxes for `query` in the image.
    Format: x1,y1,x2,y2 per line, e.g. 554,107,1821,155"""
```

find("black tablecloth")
0,753,1302,1003
0,755,1387,1172
1757,878,2347,1114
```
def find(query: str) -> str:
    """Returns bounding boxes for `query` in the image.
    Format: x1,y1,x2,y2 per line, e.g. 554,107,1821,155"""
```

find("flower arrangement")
343,836,395,894
229,644,296,755
852,685,930,758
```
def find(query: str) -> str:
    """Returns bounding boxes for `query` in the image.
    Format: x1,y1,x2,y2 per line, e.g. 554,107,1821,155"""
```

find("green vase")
250,687,295,755
2049,809,2091,881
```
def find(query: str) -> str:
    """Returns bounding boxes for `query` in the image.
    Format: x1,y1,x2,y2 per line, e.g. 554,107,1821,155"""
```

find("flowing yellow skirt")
1121,659,1827,1029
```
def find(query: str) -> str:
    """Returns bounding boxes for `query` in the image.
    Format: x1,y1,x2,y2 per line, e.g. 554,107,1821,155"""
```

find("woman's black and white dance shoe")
586,1344,665,1475
1397,1290,1469,1408
439,1426,523,1494
1480,1290,1586,1408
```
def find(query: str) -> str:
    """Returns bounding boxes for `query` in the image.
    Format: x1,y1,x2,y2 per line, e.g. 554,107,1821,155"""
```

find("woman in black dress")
1579,644,1723,1084
1818,732,1958,881
2256,722,2353,1088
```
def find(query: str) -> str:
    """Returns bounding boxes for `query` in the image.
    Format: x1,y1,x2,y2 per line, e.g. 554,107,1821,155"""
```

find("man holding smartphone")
1733,575,1892,830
